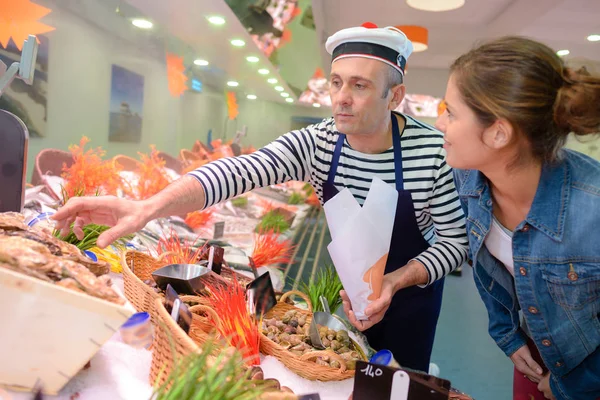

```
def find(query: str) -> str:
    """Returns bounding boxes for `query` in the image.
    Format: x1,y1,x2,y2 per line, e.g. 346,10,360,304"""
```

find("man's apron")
322,112,445,371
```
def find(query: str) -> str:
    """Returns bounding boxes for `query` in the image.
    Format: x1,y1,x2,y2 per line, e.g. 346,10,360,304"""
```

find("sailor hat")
325,22,413,75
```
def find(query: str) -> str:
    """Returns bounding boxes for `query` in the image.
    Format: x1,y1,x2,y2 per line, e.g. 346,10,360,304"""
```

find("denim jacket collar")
458,160,570,242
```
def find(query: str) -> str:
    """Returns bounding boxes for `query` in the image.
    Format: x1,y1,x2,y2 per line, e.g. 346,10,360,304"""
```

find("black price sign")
353,361,410,400
353,361,451,400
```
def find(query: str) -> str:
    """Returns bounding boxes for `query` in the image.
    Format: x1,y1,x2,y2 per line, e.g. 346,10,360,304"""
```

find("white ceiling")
311,0,600,73
37,0,299,104
35,0,600,102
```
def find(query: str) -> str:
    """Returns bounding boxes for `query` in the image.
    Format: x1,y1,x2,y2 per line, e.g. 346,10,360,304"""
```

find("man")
53,23,468,372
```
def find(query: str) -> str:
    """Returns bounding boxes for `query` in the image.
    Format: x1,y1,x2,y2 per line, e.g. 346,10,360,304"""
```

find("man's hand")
341,260,429,331
538,373,556,399
341,274,395,331
510,345,544,383
53,196,151,248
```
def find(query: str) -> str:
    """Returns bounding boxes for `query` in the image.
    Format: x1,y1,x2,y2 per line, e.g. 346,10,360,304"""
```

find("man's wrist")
390,260,429,292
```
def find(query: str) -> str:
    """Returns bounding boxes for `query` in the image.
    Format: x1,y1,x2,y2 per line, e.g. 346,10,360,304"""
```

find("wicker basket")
121,249,256,322
186,300,220,346
151,298,297,399
150,298,201,387
121,250,171,322
259,291,357,381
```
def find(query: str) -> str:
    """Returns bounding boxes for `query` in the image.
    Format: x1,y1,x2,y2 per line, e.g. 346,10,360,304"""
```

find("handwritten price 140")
360,364,383,378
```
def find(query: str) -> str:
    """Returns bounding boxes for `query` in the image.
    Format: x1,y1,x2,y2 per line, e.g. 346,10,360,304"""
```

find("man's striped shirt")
189,113,468,285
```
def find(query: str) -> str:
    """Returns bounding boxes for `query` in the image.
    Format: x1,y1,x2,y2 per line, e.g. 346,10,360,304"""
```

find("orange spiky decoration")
155,229,207,265
121,145,173,200
251,229,295,268
166,52,188,97
206,278,261,366
185,209,215,230
0,0,55,51
61,136,123,199
226,91,239,120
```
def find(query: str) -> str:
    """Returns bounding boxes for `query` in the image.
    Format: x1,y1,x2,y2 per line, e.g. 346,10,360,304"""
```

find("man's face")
329,57,398,136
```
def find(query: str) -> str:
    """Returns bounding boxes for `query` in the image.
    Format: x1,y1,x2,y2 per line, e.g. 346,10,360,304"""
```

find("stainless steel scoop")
309,296,347,349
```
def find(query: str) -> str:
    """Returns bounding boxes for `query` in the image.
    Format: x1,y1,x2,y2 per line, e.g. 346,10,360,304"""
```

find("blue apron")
323,112,445,372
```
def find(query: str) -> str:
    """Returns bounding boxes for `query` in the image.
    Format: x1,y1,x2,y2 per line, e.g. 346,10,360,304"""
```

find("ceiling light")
246,56,260,63
587,34,600,42
247,94,257,100
207,16,225,25
285,98,294,103
227,81,239,87
132,19,153,29
274,86,284,91
556,49,570,57
258,68,269,75
280,92,289,98
406,0,465,12
230,39,245,47
268,78,278,84
194,59,209,66
313,103,321,108
396,25,428,52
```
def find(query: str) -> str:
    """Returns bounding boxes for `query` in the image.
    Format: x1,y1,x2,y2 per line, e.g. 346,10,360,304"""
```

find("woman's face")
435,74,498,170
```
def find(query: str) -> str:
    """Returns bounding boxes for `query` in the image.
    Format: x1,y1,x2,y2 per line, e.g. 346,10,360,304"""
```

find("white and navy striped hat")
325,22,413,75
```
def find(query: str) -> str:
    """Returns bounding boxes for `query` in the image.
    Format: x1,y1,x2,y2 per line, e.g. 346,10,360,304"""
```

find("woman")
435,36,600,400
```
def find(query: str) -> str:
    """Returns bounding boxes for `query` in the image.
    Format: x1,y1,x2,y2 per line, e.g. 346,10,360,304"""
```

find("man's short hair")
382,65,403,98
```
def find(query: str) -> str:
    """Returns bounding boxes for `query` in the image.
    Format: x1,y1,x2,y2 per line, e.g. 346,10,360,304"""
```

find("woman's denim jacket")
454,150,600,399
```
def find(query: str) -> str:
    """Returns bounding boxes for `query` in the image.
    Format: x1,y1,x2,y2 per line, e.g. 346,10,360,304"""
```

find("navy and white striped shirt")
189,113,468,285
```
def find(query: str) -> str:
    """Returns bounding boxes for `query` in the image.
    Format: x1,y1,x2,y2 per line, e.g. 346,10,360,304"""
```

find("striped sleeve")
412,157,469,286
187,128,317,208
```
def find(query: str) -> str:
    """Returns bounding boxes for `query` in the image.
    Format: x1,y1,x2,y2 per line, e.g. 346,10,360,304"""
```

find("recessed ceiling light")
247,94,257,100
587,34,600,42
285,98,294,103
274,86,284,92
207,16,225,26
231,39,245,47
268,78,278,84
194,59,209,66
132,19,153,29
406,0,464,12
280,92,289,98
313,103,321,108
246,56,260,63
258,68,270,75
556,49,570,56
227,81,239,87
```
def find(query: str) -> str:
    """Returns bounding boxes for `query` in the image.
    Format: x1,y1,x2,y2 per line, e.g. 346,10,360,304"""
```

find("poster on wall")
0,35,50,138
109,65,144,143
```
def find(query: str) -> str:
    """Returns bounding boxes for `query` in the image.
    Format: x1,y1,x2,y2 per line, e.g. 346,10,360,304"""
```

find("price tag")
353,361,409,400
213,221,225,239
354,361,453,400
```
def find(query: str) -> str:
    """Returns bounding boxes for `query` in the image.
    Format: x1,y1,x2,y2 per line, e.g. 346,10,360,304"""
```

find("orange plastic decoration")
0,0,55,50
166,52,188,97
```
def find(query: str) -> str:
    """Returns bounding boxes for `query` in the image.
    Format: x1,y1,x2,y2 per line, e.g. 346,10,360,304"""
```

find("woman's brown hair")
450,36,600,163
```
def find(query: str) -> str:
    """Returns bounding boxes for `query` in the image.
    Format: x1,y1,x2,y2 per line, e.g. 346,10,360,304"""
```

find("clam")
298,314,307,327
249,366,264,380
315,358,329,367
330,340,342,351
282,310,296,323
